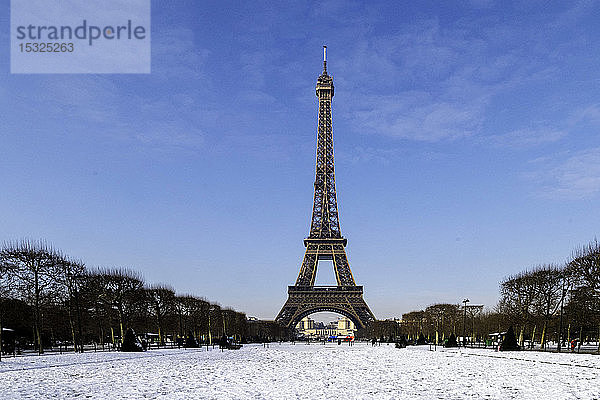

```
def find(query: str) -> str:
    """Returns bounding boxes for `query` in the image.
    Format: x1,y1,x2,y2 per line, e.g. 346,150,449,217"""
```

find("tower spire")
312,46,337,239
323,45,327,75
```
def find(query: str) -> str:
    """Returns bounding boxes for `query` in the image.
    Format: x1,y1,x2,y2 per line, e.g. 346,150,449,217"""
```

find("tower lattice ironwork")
276,47,375,329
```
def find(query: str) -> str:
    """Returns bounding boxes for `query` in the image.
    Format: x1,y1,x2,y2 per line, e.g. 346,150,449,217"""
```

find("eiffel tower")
276,47,375,329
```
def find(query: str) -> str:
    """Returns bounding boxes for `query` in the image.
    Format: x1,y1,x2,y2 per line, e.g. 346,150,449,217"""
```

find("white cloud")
340,146,404,165
527,147,600,199
569,104,600,126
333,22,525,141
20,74,207,152
151,28,210,80
488,128,567,148
327,5,588,144
487,103,600,150
351,94,483,141
134,124,204,151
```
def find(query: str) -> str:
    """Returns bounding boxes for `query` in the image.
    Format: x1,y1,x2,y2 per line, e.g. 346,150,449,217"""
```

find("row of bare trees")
401,304,462,342
367,304,465,343
392,240,600,349
398,304,498,343
498,240,600,350
0,240,249,357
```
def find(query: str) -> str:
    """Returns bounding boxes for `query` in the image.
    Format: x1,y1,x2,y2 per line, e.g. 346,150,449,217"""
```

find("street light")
462,299,470,347
557,283,567,353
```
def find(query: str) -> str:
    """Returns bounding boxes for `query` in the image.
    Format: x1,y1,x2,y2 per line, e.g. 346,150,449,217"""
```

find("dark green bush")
500,326,520,351
121,328,143,352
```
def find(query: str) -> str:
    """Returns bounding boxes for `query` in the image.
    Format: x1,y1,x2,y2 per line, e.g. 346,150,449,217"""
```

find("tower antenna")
323,45,327,74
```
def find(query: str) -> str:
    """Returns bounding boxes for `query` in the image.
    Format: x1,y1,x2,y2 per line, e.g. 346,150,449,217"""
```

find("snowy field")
0,343,598,399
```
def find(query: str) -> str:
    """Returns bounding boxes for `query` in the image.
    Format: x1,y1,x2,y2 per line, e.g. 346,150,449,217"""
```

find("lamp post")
208,306,213,346
472,310,476,347
440,310,445,343
557,282,566,353
462,298,469,347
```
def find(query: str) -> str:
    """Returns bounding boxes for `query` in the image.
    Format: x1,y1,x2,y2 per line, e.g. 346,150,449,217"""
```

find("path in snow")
0,343,598,399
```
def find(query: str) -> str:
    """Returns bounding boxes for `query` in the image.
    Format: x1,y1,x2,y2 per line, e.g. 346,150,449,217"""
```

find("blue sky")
2,0,600,319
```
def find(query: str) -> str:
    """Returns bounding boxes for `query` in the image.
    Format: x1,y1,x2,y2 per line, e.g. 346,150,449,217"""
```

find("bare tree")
174,295,193,341
54,257,87,352
146,285,175,346
425,303,460,343
479,310,507,338
498,271,537,346
401,310,426,340
0,240,252,355
208,304,222,344
565,286,599,345
530,264,570,348
0,255,18,360
192,298,211,343
222,308,242,338
567,240,600,351
569,240,600,290
0,240,61,354
172,295,215,345
94,268,145,345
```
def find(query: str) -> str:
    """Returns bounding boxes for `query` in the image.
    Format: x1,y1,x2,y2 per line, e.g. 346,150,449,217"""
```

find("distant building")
336,317,355,336
295,316,356,339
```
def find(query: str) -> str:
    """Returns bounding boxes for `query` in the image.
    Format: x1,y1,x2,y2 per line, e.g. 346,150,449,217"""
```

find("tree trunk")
540,321,547,349
34,267,43,355
208,315,212,345
69,312,77,352
118,307,125,344
156,311,163,346
519,325,525,347
74,288,84,353
0,306,3,362
597,325,600,353
178,313,183,338
68,302,77,352
531,325,537,347
36,324,42,355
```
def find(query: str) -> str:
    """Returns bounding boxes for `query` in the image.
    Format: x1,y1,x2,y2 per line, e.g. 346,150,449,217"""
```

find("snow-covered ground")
0,343,598,399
